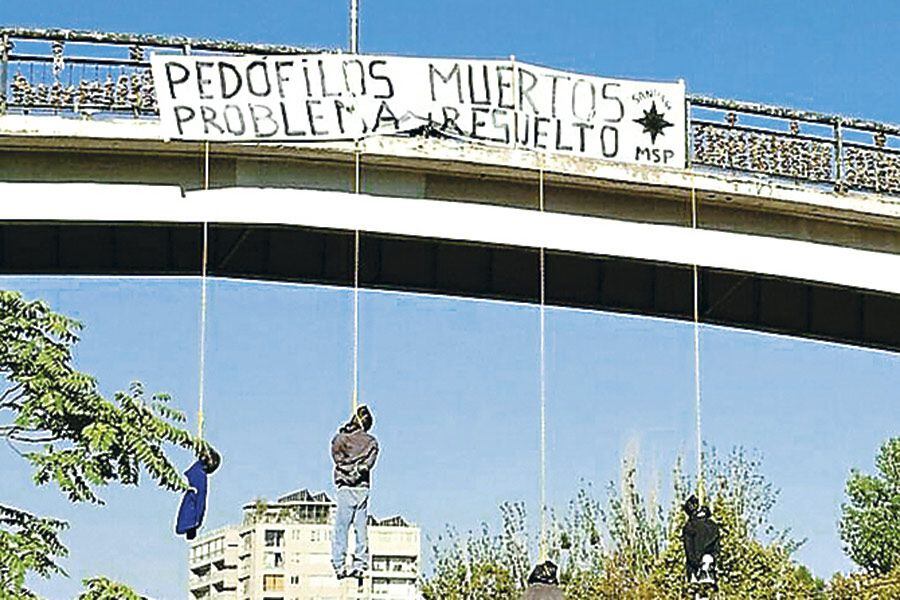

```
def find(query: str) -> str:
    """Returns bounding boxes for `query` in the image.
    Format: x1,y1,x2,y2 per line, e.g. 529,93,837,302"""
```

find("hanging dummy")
331,404,379,581
681,495,720,589
521,560,564,600
175,149,222,541
175,445,221,540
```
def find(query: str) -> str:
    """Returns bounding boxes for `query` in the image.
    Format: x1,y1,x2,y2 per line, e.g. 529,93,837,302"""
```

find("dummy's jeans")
331,486,369,573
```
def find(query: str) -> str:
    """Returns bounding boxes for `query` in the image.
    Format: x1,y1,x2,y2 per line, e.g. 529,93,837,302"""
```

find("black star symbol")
634,101,673,145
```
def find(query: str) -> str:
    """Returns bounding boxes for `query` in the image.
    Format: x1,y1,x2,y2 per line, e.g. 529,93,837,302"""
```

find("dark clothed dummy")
681,495,720,586
521,561,564,600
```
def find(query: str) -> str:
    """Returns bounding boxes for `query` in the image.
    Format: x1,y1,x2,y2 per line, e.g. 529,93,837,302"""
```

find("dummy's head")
198,444,221,475
683,494,700,518
527,560,559,586
354,404,374,431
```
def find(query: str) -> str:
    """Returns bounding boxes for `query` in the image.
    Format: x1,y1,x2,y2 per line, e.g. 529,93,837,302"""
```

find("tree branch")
1,425,59,445
0,383,24,405
0,424,22,436
9,432,60,444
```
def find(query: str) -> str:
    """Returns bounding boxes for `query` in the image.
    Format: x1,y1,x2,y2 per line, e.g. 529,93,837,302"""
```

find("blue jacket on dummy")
175,460,208,540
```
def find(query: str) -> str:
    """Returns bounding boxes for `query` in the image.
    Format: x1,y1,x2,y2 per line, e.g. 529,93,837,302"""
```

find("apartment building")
188,489,420,600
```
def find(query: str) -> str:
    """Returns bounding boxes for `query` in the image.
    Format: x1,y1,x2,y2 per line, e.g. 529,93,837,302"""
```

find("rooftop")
277,489,333,504
237,489,417,528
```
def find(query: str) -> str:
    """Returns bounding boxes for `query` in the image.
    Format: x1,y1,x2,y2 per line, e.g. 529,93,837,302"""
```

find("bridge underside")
1,220,897,352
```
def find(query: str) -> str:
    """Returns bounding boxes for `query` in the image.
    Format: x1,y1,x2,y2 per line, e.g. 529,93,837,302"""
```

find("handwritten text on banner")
151,54,686,168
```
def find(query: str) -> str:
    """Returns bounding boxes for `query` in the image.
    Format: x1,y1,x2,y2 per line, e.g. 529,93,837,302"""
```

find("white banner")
151,54,686,168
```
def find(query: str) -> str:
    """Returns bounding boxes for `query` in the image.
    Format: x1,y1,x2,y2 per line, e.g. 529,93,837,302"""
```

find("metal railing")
0,27,326,118
689,95,900,195
1,27,899,197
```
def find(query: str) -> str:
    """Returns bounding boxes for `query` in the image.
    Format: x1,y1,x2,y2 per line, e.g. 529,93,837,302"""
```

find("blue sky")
2,277,897,599
4,0,899,122
2,1,899,597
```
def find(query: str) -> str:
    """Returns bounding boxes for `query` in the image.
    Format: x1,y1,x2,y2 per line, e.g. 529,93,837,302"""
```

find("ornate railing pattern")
690,96,900,195
0,27,322,117
1,28,899,197
691,121,834,184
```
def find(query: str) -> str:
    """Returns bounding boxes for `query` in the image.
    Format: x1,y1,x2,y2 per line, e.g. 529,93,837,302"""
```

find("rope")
352,142,361,413
690,180,704,501
538,158,548,562
197,142,210,439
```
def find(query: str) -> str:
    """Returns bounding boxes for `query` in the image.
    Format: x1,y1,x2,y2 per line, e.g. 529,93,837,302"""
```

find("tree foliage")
421,503,530,600
839,437,900,576
647,448,816,599
827,567,900,599
77,576,146,600
0,290,211,597
0,506,67,597
423,447,820,599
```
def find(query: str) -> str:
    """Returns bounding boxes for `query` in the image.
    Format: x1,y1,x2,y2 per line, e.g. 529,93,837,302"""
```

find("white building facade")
189,490,420,600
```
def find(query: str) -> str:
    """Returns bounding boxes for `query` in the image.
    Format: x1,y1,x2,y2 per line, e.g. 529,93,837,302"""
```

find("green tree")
0,291,211,597
77,576,145,600
422,446,820,599
421,503,530,600
555,449,668,599
649,448,817,599
827,567,900,599
839,437,900,576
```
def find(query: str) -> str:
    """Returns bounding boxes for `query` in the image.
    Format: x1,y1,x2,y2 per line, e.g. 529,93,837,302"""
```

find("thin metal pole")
510,55,517,151
349,0,360,54
1,33,10,115
833,118,844,192
683,84,691,170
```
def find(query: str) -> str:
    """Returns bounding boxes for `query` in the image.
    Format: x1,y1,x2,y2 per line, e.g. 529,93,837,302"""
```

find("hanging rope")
538,157,548,562
352,141,361,413
690,179,704,501
197,142,210,439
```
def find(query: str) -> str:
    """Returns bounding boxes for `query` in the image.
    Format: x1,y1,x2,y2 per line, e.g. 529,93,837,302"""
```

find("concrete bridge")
0,27,898,351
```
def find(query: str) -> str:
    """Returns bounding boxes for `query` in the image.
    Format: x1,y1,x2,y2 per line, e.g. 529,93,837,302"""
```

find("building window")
373,556,416,574
264,529,284,547
391,557,415,572
264,552,284,568
263,574,284,591
290,575,300,585
310,528,331,542
373,578,391,595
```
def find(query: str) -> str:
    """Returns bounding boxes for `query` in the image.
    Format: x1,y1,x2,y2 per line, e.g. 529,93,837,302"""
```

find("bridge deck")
0,27,898,351
0,183,896,352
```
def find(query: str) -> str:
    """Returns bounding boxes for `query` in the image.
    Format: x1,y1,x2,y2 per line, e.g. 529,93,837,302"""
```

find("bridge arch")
0,182,897,351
